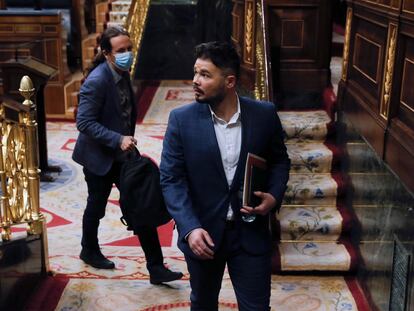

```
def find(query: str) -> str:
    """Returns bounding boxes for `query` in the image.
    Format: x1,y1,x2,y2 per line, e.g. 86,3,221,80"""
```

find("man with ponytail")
72,26,183,284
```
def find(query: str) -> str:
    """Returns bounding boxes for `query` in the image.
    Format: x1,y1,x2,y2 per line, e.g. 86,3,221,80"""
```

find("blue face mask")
113,51,133,71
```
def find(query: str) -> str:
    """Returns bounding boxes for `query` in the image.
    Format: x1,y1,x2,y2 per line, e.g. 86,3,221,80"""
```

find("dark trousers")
185,223,271,311
82,162,163,270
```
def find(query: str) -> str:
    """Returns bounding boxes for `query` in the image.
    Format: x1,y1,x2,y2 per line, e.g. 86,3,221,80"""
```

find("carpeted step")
286,141,342,173
277,205,354,241
279,110,334,141
272,241,358,272
109,11,129,24
111,0,132,12
283,173,345,206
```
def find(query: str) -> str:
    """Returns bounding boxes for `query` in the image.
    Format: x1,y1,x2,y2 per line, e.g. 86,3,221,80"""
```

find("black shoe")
149,265,183,284
80,248,115,269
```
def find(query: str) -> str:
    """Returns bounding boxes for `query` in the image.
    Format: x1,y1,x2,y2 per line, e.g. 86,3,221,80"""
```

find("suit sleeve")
76,76,122,149
160,110,201,241
267,105,291,207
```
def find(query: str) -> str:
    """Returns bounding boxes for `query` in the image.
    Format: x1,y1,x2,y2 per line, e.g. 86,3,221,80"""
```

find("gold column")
254,0,269,101
243,0,255,65
19,76,43,235
0,75,46,247
341,8,353,82
380,24,398,120
125,0,151,79
0,104,11,240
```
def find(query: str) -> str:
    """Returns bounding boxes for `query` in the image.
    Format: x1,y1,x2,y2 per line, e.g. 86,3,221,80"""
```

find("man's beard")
195,88,226,106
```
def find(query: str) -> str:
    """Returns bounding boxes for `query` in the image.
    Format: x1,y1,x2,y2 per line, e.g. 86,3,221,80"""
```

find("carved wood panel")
231,0,245,48
358,0,401,9
348,14,387,112
383,10,414,191
269,7,318,62
338,0,414,192
265,0,332,94
0,13,69,115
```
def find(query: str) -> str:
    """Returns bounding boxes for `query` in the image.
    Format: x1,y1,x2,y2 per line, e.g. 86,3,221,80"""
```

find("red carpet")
104,221,174,247
136,80,161,124
24,276,69,311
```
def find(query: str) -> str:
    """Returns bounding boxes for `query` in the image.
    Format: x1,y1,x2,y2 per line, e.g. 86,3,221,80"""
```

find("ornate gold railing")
0,76,48,255
254,0,272,102
125,0,151,78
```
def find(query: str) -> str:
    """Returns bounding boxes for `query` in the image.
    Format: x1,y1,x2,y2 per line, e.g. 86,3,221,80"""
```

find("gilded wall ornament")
341,8,353,81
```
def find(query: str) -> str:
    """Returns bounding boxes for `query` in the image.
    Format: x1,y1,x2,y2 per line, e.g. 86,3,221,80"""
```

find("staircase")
107,0,132,28
274,98,361,275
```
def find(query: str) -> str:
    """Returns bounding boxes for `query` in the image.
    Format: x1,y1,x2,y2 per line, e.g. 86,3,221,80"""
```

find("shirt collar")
108,62,123,84
209,94,241,124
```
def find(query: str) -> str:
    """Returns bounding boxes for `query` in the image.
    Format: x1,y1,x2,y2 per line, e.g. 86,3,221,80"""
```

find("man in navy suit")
72,26,182,284
160,42,290,310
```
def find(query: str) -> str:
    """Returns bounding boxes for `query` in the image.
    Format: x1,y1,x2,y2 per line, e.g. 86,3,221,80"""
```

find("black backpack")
119,153,171,232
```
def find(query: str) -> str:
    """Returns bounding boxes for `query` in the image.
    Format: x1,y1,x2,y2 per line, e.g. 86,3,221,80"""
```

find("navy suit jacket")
160,97,290,258
72,62,137,176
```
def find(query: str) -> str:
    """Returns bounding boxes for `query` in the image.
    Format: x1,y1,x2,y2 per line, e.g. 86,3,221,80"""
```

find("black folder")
242,153,268,207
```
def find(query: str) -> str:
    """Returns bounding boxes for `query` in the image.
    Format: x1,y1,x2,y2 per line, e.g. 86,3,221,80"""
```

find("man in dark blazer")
72,26,182,284
160,42,290,310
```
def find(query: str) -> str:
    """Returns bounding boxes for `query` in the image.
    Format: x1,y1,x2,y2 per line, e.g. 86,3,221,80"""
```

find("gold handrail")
0,76,47,248
124,0,151,79
254,0,272,102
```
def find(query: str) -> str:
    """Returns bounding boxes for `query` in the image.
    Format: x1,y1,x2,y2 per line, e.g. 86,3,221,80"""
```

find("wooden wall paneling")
349,10,387,109
95,1,108,33
403,0,414,13
0,13,69,115
265,0,332,94
384,21,414,190
339,2,390,156
232,0,255,91
231,0,245,48
402,0,414,21
71,0,89,67
340,0,414,192
357,0,401,10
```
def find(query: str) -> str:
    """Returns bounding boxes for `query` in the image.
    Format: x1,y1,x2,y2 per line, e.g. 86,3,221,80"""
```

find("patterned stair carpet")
275,107,359,273
25,80,371,310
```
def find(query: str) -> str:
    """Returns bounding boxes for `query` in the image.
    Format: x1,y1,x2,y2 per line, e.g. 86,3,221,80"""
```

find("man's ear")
226,75,236,89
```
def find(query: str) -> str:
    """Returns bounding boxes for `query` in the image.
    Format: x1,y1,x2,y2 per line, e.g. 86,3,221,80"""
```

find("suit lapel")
198,104,228,184
103,62,122,116
231,98,252,190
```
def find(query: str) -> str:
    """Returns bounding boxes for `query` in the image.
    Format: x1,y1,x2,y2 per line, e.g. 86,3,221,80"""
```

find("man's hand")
188,228,215,260
240,191,277,216
120,136,137,151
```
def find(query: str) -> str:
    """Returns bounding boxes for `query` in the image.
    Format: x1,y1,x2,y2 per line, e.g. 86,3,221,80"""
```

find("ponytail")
84,26,130,77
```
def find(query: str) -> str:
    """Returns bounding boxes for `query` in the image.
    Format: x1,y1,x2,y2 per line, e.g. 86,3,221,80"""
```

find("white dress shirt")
209,97,242,220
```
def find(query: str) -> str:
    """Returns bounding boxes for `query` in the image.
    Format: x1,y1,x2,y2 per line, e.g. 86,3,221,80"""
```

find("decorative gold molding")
124,0,151,79
244,1,254,65
380,24,397,120
254,0,270,101
342,8,353,81
254,39,266,100
0,76,45,243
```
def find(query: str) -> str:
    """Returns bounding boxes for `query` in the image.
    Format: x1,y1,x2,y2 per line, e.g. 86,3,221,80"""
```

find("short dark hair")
194,41,240,79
